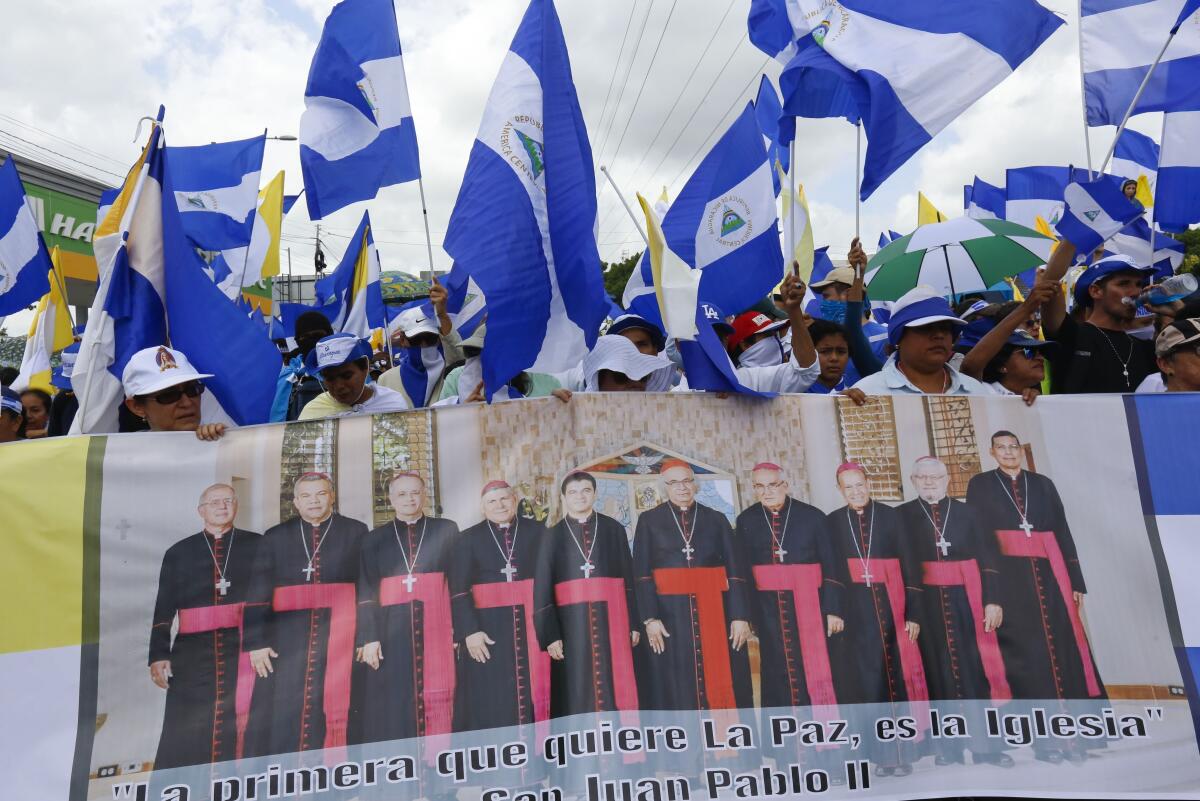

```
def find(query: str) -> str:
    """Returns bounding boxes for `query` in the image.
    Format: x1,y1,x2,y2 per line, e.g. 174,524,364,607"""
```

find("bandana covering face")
819,299,848,324
737,335,787,368
399,343,446,408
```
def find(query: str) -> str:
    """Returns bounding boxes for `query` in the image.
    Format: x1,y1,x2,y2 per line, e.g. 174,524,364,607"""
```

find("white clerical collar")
303,513,333,527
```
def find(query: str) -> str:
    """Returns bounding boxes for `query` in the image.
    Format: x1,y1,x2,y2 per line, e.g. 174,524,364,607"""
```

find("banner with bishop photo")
4,393,1200,801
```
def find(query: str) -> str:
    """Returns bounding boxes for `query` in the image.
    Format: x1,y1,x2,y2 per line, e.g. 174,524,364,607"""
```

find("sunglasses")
145,381,205,405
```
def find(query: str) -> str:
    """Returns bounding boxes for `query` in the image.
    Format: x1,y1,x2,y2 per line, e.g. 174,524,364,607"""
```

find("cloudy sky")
0,0,1166,296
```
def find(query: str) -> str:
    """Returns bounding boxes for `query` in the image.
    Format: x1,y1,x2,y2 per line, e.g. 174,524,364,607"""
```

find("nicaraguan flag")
72,108,279,433
1111,128,1161,190
312,211,385,338
1055,177,1144,256
166,134,265,251
678,302,771,397
966,177,1007,220
776,37,862,127
215,170,286,298
753,75,790,192
0,156,52,316
749,0,1062,199
443,0,609,399
1110,217,1186,276
1081,0,1200,126
1004,166,1094,230
436,263,487,337
624,103,781,325
1155,110,1200,232
300,0,421,220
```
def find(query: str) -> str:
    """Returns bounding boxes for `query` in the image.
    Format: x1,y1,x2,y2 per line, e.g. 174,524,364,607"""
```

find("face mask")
664,337,684,370
738,335,786,368
819,299,848,324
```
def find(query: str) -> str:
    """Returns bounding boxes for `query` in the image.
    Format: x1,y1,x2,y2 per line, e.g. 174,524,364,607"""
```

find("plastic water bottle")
1141,273,1199,306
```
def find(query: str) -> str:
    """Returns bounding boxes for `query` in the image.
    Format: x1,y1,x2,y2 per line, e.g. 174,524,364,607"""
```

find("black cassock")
631,501,754,711
735,498,845,709
243,513,367,757
355,515,459,744
966,469,1105,701
451,515,549,732
149,529,259,770
534,513,640,717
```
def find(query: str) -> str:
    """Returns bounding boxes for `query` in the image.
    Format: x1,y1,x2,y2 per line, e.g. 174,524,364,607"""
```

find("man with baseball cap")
121,346,227,440
727,310,789,368
811,240,890,359
378,277,464,407
272,311,335,422
1042,251,1156,393
852,287,988,395
1155,318,1200,392
298,333,411,420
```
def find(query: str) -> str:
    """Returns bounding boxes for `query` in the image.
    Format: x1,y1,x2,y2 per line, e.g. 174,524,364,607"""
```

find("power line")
0,112,130,170
590,0,640,134
0,127,126,181
595,0,656,162
606,0,682,170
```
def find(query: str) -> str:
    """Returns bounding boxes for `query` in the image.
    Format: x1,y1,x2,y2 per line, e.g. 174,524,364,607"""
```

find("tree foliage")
602,250,643,305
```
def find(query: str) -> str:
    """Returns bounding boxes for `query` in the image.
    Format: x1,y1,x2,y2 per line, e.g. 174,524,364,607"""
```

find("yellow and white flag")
217,170,285,297
637,193,699,341
777,162,815,281
14,247,74,392
918,191,948,225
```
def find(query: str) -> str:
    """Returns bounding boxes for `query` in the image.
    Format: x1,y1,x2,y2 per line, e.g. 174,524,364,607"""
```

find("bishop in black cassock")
451,480,550,733
242,474,368,757
899,458,1012,767
631,461,754,712
735,463,845,711
534,472,640,718
149,484,259,770
826,464,926,776
355,472,459,745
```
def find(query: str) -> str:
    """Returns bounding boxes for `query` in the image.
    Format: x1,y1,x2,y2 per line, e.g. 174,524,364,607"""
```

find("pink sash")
848,558,930,711
652,567,737,710
921,559,1012,701
272,583,357,749
177,603,255,759
554,577,640,720
752,563,838,710
471,579,552,729
995,530,1102,697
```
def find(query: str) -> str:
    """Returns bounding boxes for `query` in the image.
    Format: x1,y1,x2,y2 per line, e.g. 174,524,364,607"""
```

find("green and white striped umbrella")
863,217,1055,301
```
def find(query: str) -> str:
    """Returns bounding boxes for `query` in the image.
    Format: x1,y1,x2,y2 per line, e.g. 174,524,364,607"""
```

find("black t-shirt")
1050,315,1155,394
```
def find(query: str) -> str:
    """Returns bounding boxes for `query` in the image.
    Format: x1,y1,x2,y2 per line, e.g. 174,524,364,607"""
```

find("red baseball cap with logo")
727,311,788,349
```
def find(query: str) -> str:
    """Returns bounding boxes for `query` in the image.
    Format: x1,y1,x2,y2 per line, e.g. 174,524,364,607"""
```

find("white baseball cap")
397,306,440,338
121,346,213,398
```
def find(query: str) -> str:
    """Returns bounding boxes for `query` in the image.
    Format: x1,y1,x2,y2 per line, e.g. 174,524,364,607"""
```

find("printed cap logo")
155,347,178,372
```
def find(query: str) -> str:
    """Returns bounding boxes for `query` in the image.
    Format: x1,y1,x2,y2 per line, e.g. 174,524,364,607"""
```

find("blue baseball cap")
1,387,24,417
607,313,666,352
700,303,733,335
957,317,1056,353
1072,255,1154,307
305,333,373,374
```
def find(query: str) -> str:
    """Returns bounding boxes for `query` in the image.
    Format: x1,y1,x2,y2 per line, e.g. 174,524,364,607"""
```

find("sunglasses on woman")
144,381,205,405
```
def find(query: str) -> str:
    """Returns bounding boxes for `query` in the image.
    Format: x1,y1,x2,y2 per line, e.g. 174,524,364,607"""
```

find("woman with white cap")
298,333,412,419
121,345,227,441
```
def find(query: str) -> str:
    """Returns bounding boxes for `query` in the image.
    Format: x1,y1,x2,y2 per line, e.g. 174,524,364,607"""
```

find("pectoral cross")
580,561,595,579
861,568,873,586
935,536,951,557
403,572,418,592
1019,519,1034,538
681,544,695,562
773,545,788,562
215,576,231,596
302,563,316,581
501,561,518,582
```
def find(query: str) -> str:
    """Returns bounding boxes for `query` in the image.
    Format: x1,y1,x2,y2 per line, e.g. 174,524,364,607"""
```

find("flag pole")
1077,0,1095,180
417,176,436,277
854,122,862,239
234,127,269,295
599,165,649,246
1099,28,1178,174
788,137,797,267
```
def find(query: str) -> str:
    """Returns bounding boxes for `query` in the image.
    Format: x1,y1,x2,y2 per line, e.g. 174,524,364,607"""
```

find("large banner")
5,394,1200,801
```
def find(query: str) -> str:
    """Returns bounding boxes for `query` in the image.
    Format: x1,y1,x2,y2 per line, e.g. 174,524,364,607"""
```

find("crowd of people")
3,234,1195,446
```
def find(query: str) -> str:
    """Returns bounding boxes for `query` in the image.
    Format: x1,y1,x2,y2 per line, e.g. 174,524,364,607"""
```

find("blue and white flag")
443,0,609,399
749,0,1062,199
436,264,486,337
312,211,385,337
165,134,265,251
0,156,52,316
1111,128,1161,187
777,37,862,129
1110,217,1186,276
1155,110,1200,232
623,103,781,325
71,108,279,433
1081,0,1200,126
300,0,421,220
1055,177,1145,256
966,176,1007,220
753,75,789,192
1005,166,1093,229
677,302,770,396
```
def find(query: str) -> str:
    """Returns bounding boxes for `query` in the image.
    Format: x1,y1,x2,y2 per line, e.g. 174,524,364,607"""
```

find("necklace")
1088,322,1134,388
761,498,793,562
919,499,953,557
298,516,335,582
204,530,235,596
994,471,1035,538
391,517,428,592
898,360,951,393
671,505,696,563
845,504,875,586
563,513,598,578
487,517,521,582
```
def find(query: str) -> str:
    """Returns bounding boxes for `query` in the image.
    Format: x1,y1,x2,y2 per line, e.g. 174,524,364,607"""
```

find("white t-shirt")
1135,373,1166,393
